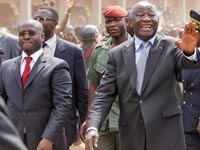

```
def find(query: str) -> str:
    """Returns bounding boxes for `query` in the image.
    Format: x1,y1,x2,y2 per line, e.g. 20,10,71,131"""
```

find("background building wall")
0,0,200,34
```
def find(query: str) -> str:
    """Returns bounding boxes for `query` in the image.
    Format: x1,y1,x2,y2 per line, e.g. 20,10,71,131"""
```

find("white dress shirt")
20,49,43,76
43,34,57,57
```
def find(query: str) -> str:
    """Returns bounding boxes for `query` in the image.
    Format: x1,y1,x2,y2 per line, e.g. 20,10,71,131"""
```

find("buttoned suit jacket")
0,30,20,60
87,34,200,150
0,54,72,150
54,37,88,146
180,69,200,134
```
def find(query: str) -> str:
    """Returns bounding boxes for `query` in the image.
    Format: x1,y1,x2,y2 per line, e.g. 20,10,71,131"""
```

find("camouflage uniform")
87,35,131,150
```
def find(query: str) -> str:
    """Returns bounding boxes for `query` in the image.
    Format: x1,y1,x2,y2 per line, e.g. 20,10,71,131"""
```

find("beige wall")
1,0,200,33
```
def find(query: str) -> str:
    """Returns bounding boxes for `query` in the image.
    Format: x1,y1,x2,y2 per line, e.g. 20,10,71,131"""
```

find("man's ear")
41,32,45,41
53,21,58,28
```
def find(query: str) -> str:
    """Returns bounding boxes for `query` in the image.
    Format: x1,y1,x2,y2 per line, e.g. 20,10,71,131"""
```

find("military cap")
190,10,200,30
103,5,127,18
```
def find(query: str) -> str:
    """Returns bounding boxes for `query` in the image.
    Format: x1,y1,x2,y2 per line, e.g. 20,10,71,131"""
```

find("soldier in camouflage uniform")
80,5,132,150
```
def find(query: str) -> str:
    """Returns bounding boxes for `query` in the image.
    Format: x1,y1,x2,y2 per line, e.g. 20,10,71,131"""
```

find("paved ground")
70,138,85,150
70,142,85,150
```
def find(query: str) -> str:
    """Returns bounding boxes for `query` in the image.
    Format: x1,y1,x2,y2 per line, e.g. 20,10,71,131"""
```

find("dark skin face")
105,17,127,38
64,31,74,42
197,31,200,47
125,13,134,37
34,9,58,41
131,2,159,41
18,22,44,56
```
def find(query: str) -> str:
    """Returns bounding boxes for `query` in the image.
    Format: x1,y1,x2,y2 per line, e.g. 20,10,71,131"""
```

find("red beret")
103,5,127,18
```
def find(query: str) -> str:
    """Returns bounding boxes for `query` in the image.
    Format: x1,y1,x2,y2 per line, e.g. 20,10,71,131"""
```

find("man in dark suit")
180,10,200,150
0,19,72,150
0,29,20,61
85,1,200,150
0,96,27,150
34,6,89,147
34,6,88,149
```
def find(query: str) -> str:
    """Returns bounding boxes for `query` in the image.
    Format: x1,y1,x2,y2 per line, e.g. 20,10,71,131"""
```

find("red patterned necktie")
22,56,32,88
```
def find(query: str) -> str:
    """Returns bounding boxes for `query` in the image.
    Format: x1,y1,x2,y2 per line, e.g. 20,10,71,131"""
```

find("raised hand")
67,0,75,12
175,21,198,55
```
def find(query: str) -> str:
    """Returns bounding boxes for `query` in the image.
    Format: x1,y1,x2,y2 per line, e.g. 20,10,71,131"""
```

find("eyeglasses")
33,16,55,21
18,30,38,36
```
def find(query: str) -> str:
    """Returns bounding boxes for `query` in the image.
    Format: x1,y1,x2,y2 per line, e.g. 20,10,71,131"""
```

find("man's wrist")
86,127,98,133
85,128,98,139
42,138,53,144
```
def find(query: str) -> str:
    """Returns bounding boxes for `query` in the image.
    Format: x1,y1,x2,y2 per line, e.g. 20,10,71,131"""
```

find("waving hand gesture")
176,22,198,55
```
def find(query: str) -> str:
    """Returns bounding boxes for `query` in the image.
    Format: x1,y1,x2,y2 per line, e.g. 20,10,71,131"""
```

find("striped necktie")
136,42,149,94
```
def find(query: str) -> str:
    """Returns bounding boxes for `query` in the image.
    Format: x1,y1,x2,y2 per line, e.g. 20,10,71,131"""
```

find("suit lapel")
54,37,65,57
122,39,137,92
141,35,164,94
24,54,46,89
13,56,23,90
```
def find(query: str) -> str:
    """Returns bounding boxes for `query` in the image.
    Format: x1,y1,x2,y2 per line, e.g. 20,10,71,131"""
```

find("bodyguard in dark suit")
0,19,72,150
180,10,200,150
0,96,27,150
34,6,88,149
85,2,200,150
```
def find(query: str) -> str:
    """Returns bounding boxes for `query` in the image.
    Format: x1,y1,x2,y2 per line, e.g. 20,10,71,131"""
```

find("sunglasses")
33,16,55,21
18,30,38,36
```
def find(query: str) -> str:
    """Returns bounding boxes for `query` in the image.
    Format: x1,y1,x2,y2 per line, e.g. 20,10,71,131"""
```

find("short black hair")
38,6,59,21
18,19,44,33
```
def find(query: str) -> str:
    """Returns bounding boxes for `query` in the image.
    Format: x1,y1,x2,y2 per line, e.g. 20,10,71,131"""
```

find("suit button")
190,92,193,95
191,83,194,86
190,104,193,107
139,100,143,104
182,101,186,105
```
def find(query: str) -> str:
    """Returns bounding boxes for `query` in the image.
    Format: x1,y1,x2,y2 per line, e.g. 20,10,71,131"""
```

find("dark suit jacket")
0,96,27,150
0,54,72,150
181,69,200,134
87,34,200,150
0,30,20,60
54,37,88,146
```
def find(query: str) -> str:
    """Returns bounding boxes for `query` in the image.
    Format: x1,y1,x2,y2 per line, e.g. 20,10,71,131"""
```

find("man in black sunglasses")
0,19,72,150
34,6,88,150
34,16,55,22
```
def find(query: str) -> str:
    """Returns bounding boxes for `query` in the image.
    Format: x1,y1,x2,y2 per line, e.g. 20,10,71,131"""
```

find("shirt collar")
134,35,156,51
45,34,57,48
21,49,43,63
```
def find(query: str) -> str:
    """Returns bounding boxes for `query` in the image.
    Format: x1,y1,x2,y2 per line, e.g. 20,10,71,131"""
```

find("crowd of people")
0,0,200,150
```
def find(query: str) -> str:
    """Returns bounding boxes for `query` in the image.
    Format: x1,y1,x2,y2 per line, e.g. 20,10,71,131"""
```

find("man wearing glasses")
34,6,88,150
0,19,72,150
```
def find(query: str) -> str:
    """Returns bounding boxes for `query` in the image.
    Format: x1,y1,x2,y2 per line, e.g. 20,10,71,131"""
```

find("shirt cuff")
184,48,198,61
86,127,98,133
